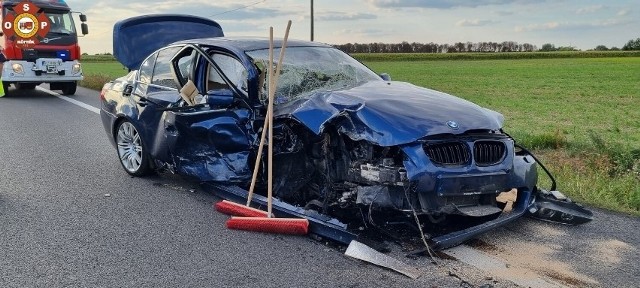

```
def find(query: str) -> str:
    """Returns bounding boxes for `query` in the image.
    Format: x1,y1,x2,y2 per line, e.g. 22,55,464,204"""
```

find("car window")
151,47,181,89
139,52,156,85
135,52,157,95
173,48,197,83
209,53,248,94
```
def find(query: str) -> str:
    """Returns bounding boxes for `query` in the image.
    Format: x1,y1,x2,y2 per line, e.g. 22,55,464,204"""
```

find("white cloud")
515,18,630,33
617,9,630,16
456,19,496,27
337,28,392,37
576,5,605,14
364,0,542,9
515,22,561,32
313,12,377,21
495,10,515,16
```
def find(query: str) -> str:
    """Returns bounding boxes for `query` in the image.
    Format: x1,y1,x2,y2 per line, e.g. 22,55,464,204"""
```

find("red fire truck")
1,0,88,95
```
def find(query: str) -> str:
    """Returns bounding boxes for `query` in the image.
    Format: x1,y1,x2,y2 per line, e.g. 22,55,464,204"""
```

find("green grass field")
361,57,640,215
80,61,127,91
362,57,640,149
80,55,640,215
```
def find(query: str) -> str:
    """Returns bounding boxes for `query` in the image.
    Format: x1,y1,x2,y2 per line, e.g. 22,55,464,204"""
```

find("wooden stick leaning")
268,21,292,218
245,21,292,218
246,27,274,207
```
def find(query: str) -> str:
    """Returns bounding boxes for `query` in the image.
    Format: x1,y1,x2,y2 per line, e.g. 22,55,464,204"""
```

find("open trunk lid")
113,14,223,70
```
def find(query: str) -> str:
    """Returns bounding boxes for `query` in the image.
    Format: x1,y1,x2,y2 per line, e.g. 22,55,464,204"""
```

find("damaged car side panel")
163,108,254,182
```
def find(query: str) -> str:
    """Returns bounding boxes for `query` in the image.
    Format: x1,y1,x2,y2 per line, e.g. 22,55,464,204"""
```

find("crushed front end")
259,121,541,249
255,120,591,250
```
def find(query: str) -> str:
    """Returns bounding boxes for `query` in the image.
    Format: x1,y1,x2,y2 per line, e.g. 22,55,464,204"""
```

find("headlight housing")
72,63,81,74
12,63,24,74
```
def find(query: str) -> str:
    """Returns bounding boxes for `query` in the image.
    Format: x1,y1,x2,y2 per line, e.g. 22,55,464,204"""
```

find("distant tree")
540,43,556,52
557,46,578,51
82,52,88,55
622,38,640,50
594,45,609,51
610,46,621,51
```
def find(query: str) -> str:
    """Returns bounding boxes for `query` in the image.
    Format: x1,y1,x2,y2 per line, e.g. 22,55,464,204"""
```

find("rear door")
132,46,183,161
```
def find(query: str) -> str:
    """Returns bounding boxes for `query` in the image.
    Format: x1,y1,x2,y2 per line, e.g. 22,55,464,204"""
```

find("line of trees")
334,37,640,53
622,38,640,50
334,41,537,54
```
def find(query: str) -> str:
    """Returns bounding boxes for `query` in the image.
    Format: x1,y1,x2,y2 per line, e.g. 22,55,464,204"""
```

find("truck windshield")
46,11,76,35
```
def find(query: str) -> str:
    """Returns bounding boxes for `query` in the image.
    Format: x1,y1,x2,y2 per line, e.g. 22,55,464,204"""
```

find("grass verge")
80,61,128,90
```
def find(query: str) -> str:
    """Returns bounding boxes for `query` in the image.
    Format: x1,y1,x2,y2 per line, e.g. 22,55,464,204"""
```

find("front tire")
15,83,36,90
61,82,77,95
116,120,152,176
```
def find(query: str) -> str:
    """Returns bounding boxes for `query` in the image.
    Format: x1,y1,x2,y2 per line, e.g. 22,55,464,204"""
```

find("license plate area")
436,172,508,196
46,62,58,73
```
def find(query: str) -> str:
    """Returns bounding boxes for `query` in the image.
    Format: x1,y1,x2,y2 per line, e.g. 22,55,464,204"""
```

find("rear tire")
61,82,77,95
115,120,152,176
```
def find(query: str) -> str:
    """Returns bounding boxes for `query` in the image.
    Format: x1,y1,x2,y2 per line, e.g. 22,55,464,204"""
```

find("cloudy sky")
66,0,637,54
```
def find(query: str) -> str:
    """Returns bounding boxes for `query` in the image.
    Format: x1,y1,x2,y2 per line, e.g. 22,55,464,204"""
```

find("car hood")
275,81,504,146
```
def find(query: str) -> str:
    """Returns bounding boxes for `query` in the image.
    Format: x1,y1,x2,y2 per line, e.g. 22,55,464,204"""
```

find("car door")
161,47,254,182
130,46,183,162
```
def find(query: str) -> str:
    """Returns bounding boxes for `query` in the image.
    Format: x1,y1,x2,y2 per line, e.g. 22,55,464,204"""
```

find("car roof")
174,37,332,52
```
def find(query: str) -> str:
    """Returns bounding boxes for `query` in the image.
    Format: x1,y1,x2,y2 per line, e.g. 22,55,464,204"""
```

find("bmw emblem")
446,121,459,130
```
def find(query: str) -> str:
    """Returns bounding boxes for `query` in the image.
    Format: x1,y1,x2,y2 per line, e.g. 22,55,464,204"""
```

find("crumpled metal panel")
164,109,253,182
275,81,504,147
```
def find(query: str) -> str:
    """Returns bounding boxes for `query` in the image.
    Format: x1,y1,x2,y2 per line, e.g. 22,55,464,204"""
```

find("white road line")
443,245,566,288
36,86,100,115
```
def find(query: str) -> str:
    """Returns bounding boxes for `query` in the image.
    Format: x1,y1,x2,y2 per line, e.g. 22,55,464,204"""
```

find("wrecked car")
100,15,592,250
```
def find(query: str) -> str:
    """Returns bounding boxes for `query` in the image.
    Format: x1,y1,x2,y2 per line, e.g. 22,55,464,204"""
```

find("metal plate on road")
345,240,422,279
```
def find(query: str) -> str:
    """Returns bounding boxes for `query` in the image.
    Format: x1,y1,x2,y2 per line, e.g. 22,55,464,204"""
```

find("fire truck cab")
0,0,88,95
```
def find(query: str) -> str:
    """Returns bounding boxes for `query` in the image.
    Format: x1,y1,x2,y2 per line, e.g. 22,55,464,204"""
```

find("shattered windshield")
246,47,381,104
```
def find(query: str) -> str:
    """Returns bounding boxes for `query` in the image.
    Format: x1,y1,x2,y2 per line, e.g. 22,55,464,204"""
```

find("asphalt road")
0,85,637,287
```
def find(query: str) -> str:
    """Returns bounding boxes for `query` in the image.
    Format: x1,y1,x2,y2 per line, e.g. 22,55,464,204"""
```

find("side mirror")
206,88,234,107
0,31,3,36
379,73,391,81
79,14,87,22
123,84,133,96
81,23,89,35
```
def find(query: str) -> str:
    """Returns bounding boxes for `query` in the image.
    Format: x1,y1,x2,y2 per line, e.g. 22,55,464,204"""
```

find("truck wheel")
61,82,77,95
16,83,36,90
